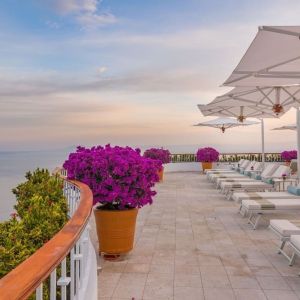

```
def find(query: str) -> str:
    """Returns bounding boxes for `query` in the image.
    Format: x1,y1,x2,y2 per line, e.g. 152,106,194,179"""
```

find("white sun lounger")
216,177,255,188
221,165,290,199
269,219,300,265
208,162,276,183
232,191,299,203
240,198,300,229
286,235,300,271
220,181,274,197
206,160,248,176
207,160,252,181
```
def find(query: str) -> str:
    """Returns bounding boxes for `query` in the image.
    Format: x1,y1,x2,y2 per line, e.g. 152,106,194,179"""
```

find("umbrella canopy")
199,86,297,120
194,117,259,133
272,124,297,131
224,26,300,87
223,25,300,176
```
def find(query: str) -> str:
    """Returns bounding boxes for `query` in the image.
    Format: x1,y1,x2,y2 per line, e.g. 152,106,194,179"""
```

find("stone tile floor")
91,172,300,300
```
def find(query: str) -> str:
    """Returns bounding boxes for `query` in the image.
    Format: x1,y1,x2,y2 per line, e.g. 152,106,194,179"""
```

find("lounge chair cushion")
290,235,300,250
242,198,300,210
287,185,300,196
270,219,300,237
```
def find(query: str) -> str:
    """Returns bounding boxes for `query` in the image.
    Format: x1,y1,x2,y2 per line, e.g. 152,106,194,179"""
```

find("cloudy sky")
0,0,299,152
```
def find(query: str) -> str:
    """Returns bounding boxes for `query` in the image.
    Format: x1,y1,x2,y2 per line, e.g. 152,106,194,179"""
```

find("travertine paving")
93,172,300,300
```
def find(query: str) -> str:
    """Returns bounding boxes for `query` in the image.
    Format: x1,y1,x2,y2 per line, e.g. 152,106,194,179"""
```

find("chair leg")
248,213,262,230
278,240,286,254
289,252,296,266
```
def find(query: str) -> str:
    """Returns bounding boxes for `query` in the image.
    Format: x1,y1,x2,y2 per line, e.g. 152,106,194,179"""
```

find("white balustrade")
34,179,97,300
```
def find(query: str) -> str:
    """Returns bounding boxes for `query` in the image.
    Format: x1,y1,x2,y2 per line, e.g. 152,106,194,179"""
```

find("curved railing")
170,152,283,163
0,179,97,300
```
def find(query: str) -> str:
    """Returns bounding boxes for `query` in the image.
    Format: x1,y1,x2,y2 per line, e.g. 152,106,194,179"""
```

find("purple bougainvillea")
281,150,297,162
143,148,171,164
63,145,161,210
196,147,219,162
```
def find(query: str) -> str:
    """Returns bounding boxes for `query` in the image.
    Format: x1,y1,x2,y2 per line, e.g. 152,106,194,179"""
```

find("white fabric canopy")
224,26,300,87
194,117,259,132
223,25,300,176
199,86,298,119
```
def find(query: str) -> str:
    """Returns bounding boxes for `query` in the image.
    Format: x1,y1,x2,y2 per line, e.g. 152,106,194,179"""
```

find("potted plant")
63,145,160,259
143,148,171,181
196,147,219,171
281,150,297,166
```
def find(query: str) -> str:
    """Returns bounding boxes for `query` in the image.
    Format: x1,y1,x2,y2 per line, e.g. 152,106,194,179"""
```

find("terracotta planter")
285,161,291,166
94,208,138,255
158,166,164,181
201,162,212,171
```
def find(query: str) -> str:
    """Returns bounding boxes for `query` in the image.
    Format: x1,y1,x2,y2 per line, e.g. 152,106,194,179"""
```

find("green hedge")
0,169,68,279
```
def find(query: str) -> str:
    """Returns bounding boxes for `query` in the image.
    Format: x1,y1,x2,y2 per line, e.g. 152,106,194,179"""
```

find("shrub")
0,169,68,279
281,150,297,162
63,144,160,210
143,148,171,165
196,147,219,162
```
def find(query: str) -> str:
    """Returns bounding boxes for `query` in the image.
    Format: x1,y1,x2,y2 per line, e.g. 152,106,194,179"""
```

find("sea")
0,148,73,221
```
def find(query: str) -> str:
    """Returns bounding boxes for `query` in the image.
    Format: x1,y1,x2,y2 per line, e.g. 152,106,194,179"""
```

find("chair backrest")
238,159,244,165
252,162,263,171
244,161,256,171
290,159,297,174
261,164,278,178
270,165,291,178
240,160,250,168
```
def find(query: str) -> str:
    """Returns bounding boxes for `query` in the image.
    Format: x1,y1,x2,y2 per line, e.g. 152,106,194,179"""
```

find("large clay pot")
285,161,291,166
94,208,138,255
201,162,212,171
158,166,164,181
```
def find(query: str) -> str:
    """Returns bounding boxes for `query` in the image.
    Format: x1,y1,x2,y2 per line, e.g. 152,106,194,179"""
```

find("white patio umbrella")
198,104,269,167
223,25,300,176
194,117,259,133
272,124,297,131
197,85,297,166
224,26,300,87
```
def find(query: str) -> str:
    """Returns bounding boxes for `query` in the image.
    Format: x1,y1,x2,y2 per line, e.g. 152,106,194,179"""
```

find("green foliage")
0,168,68,279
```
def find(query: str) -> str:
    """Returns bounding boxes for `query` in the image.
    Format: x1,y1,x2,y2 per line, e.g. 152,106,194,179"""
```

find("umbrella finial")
237,115,246,123
221,126,226,133
272,104,284,115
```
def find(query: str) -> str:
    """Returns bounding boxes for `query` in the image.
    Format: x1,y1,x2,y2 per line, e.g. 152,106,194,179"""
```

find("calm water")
0,149,73,221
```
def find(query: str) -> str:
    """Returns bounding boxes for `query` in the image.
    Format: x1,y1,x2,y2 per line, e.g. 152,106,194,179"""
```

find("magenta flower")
143,148,171,166
196,147,219,162
63,145,161,209
281,150,297,162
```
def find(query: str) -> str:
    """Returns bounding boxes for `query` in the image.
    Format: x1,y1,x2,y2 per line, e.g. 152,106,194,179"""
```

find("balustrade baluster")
50,269,57,300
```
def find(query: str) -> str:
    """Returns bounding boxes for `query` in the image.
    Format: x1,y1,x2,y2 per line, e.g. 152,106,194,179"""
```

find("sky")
0,0,300,153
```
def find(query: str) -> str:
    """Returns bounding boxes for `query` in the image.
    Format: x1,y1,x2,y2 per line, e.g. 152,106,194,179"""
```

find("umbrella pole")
261,119,265,168
297,108,300,178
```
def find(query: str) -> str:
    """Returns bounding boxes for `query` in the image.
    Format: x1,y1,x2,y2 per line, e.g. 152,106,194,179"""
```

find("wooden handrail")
0,180,93,300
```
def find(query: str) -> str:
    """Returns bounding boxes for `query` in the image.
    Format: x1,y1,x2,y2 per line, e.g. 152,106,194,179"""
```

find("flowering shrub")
0,169,67,280
63,145,161,210
281,150,297,162
143,148,171,164
196,147,219,162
